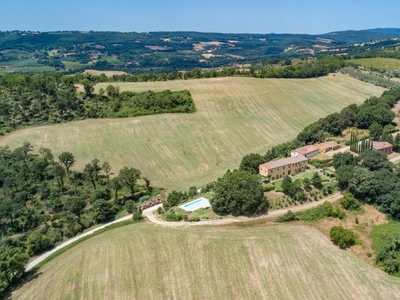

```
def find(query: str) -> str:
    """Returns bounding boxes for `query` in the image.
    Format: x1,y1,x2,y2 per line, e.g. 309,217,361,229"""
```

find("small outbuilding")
372,141,393,155
291,145,320,158
316,141,340,153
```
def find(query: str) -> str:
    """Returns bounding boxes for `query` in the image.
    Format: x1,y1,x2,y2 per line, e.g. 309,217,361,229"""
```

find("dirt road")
26,193,342,271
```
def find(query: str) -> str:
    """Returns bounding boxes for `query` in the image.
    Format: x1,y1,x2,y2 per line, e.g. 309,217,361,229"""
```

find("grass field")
370,222,400,253
0,66,55,75
347,57,400,71
0,74,384,191
11,222,400,300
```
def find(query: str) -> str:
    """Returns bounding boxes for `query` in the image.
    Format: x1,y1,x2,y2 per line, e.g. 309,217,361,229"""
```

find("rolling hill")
10,223,400,300
0,74,385,191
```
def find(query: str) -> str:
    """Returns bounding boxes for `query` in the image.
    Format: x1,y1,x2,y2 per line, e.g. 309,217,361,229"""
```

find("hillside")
1,29,400,73
11,223,400,300
0,74,384,191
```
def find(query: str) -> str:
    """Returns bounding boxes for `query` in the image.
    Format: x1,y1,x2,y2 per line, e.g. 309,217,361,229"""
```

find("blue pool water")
180,197,210,211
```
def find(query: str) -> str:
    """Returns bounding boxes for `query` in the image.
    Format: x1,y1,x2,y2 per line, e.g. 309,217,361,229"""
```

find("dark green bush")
330,226,357,249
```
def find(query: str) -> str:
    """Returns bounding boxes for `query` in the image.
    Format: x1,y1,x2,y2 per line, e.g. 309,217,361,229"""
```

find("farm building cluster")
259,140,394,180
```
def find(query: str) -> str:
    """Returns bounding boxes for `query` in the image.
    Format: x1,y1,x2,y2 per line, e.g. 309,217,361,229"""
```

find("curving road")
26,192,342,271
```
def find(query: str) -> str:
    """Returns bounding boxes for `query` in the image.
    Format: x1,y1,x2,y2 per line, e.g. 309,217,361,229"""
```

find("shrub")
330,226,357,249
164,211,183,221
132,209,143,222
188,186,198,198
125,200,134,213
340,192,361,211
264,185,275,192
139,195,150,202
276,210,298,222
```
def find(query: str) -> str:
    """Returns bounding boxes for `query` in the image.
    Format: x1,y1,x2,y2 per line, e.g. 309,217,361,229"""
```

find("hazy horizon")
1,0,399,35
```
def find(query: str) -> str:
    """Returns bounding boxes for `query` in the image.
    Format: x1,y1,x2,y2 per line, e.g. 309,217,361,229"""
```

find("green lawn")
272,170,330,192
0,74,384,191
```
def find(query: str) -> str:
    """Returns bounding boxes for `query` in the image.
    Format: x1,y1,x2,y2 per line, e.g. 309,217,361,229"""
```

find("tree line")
69,55,346,84
0,143,153,293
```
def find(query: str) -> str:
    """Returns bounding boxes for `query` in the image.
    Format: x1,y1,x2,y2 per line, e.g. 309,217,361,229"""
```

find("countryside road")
26,192,342,271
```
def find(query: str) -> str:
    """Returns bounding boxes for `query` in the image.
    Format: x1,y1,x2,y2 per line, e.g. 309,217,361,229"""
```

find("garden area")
264,170,337,210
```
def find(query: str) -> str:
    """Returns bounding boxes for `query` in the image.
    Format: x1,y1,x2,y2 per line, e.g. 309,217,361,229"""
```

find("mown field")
0,74,384,191
348,57,400,71
11,223,400,300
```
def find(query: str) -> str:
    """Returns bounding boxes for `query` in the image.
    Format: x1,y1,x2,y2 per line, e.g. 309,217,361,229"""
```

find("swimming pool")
180,197,211,212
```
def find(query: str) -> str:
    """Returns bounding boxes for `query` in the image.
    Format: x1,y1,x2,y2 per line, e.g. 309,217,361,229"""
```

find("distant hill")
320,28,400,44
0,28,399,73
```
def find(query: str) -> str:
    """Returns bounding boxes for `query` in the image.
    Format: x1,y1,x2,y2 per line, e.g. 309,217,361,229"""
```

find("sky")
0,0,399,34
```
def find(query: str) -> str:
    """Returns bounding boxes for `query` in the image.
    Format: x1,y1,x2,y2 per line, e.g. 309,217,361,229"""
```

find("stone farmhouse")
259,155,308,180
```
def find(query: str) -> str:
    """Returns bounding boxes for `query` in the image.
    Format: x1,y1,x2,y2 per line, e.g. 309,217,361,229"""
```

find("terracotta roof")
260,155,308,169
373,141,393,150
292,145,319,155
318,141,339,149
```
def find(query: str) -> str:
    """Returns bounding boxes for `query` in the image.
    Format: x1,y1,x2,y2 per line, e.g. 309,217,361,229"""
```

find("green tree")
82,79,94,98
58,151,75,179
110,177,122,203
281,176,295,197
333,152,356,169
83,163,97,190
63,195,87,217
340,192,361,211
303,177,311,189
51,162,66,191
118,167,141,197
125,200,134,213
142,177,151,193
188,186,198,198
101,161,111,185
0,245,29,290
239,153,265,174
376,235,400,276
336,165,355,190
311,172,322,187
358,150,392,171
211,170,267,216
163,190,188,210
93,199,115,223
132,208,143,222
369,122,383,140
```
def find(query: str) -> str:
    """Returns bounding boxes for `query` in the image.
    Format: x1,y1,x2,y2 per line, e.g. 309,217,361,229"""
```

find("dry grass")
0,75,384,191
312,204,388,265
11,222,400,300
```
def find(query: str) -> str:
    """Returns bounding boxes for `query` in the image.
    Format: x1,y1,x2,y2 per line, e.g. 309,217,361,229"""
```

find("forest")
0,143,157,293
0,73,195,135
